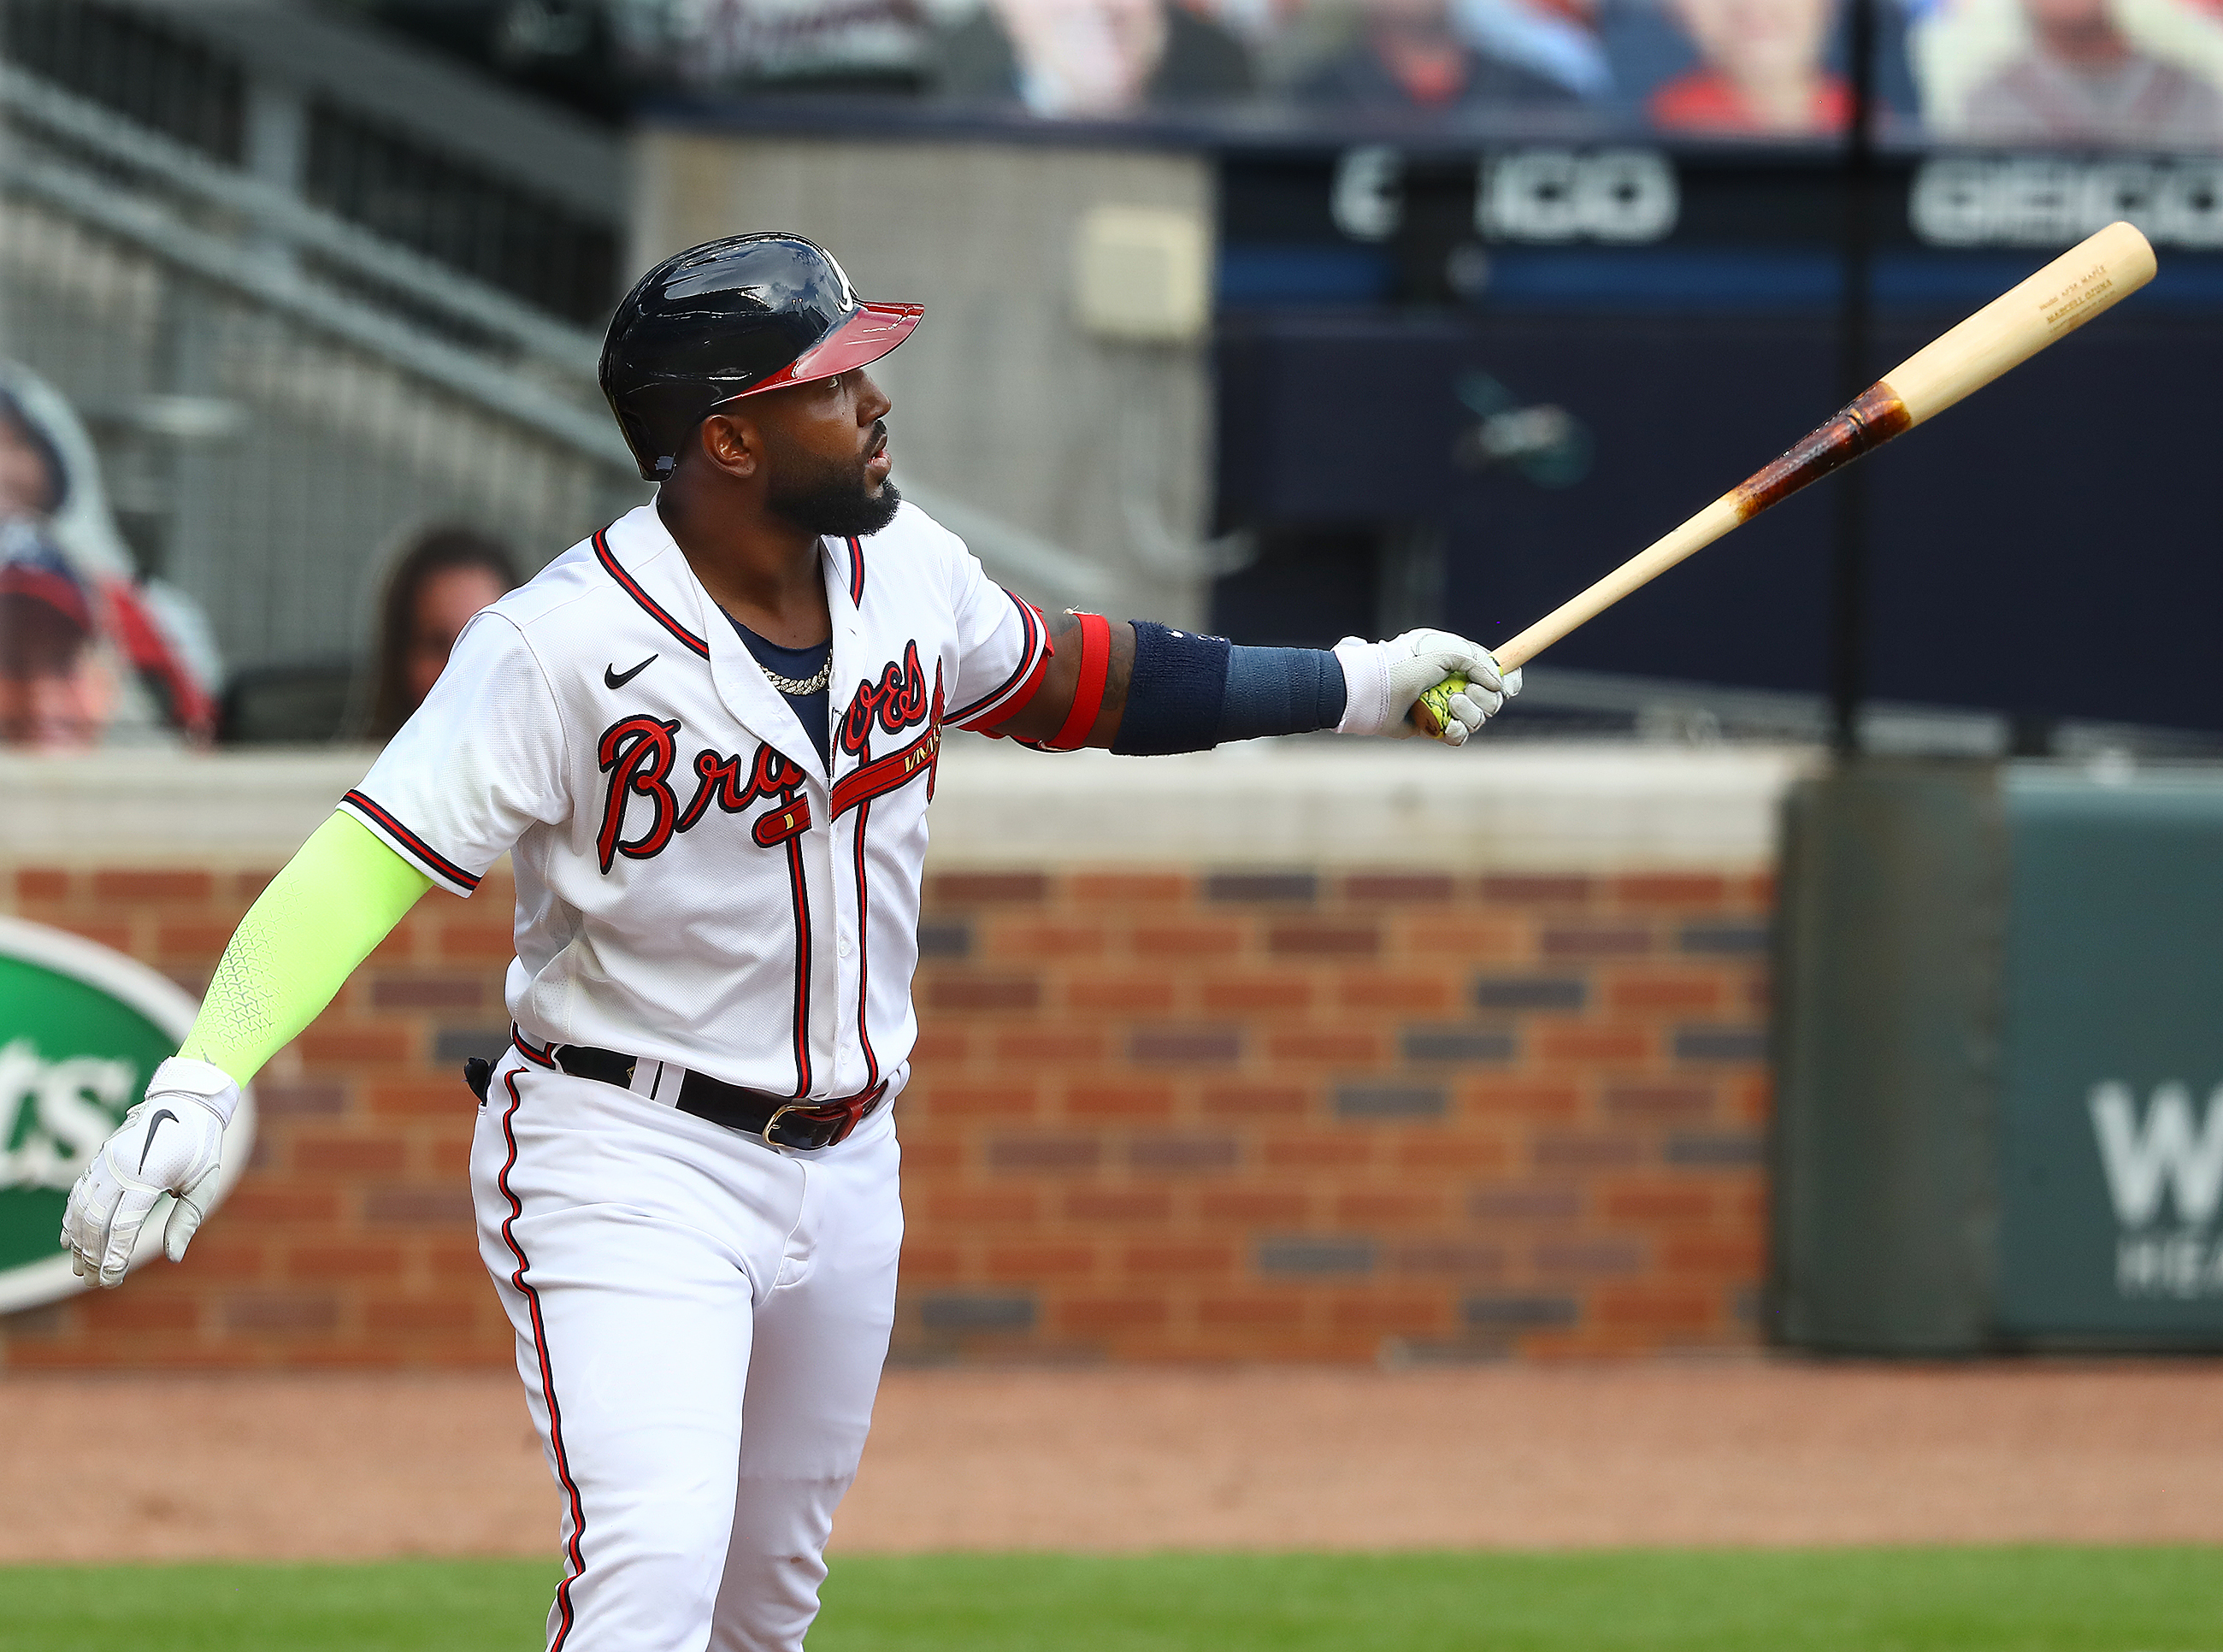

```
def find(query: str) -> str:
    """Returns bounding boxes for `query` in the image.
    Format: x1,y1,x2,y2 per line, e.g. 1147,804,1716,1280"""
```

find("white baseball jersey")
342,499,1049,1100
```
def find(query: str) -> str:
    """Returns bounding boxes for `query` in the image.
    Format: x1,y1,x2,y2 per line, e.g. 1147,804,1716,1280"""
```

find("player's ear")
695,413,761,480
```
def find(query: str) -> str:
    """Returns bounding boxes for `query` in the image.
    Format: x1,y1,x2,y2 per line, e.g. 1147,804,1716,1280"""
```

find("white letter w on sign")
2089,1082,2223,1229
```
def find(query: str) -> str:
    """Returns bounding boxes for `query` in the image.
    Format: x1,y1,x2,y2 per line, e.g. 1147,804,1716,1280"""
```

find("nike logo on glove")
605,654,657,690
138,1108,179,1174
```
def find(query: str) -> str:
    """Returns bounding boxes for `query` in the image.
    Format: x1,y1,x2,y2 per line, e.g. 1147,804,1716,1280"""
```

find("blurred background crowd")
379,0,2223,144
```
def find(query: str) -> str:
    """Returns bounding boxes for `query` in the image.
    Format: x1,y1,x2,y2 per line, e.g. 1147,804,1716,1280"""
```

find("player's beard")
764,426,902,540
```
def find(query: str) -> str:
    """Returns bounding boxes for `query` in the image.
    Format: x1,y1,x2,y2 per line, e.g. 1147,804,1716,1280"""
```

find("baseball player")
59,233,1519,1652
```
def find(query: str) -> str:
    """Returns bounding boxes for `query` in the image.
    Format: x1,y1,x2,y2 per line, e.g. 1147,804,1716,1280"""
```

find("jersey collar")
601,504,863,789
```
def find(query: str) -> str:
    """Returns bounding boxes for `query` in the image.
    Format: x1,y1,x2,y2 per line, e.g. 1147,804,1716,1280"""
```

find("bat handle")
1406,494,1747,739
1408,679,1465,740
1408,648,1527,741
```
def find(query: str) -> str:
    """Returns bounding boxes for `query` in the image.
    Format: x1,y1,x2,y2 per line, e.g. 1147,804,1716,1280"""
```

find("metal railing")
0,0,245,163
0,60,1111,698
0,66,646,681
0,68,1117,608
2,0,623,325
3,66,606,381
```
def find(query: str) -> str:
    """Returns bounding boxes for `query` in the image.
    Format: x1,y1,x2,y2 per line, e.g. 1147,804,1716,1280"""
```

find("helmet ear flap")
606,381,726,483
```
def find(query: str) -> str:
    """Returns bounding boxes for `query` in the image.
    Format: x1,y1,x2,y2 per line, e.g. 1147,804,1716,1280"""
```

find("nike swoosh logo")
138,1108,178,1174
605,654,657,690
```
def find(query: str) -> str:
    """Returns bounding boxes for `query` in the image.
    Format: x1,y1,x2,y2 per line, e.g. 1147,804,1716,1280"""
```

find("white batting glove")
61,1056,236,1288
1331,629,1523,746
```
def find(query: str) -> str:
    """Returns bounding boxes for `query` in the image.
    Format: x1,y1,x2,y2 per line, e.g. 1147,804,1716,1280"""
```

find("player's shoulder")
486,505,665,634
848,499,971,603
871,499,965,561
483,544,595,628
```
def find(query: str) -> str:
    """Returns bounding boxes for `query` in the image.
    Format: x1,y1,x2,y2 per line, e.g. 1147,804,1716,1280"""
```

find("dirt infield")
6,1358,2222,1562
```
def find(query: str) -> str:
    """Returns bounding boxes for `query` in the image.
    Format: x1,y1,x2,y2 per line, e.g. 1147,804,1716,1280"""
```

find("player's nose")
855,370,891,426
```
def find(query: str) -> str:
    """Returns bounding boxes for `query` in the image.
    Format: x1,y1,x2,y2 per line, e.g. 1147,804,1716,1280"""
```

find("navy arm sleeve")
1221,645,1347,742
1109,622,1347,756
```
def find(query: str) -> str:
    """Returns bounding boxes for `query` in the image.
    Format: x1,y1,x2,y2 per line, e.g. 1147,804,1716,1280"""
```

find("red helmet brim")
733,301,923,398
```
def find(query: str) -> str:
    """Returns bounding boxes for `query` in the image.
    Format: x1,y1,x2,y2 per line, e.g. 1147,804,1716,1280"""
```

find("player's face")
755,369,902,540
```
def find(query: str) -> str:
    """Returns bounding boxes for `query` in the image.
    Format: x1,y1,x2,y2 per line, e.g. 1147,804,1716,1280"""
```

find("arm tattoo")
989,611,1135,748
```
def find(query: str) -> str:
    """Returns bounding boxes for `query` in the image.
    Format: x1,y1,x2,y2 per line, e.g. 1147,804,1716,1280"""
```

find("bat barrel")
1880,221,2156,428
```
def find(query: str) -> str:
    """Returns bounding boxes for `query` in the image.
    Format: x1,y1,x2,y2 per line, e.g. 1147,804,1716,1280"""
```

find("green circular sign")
0,916,256,1311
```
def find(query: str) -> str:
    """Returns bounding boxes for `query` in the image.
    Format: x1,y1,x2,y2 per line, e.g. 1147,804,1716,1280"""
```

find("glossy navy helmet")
598,233,923,482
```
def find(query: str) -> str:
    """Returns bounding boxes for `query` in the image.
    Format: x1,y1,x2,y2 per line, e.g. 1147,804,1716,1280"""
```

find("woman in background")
365,525,518,741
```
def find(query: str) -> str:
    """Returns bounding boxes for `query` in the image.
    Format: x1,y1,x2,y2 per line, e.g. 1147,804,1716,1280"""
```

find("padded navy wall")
1215,298,2223,733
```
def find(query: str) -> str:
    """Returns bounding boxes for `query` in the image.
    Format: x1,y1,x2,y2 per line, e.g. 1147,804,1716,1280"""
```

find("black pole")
1828,0,1878,754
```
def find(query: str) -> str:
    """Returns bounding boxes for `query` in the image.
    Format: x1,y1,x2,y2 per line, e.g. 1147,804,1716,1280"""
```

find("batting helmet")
598,233,924,482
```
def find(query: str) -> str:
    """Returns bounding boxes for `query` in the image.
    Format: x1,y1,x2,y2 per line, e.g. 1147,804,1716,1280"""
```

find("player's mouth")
865,429,890,482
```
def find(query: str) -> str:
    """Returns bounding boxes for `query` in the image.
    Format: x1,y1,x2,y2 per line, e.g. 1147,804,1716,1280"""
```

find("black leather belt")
553,1043,886,1151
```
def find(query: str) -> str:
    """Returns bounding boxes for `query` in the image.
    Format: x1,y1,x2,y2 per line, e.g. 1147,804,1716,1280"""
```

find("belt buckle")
762,1101,837,1152
764,1082,887,1151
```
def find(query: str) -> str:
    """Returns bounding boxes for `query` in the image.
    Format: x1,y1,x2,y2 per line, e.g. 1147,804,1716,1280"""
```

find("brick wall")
0,858,1772,1367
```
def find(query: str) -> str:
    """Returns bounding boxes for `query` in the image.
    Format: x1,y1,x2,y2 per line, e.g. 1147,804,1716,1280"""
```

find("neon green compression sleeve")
179,811,437,1086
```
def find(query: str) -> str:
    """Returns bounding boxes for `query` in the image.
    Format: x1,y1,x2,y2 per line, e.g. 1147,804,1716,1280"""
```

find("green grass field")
2,1548,2220,1651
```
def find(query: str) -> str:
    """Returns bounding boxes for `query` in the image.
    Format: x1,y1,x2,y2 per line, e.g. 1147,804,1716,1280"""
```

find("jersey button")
838,935,854,958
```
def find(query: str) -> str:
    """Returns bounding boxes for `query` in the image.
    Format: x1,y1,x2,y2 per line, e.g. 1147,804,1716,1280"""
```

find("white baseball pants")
471,1050,904,1652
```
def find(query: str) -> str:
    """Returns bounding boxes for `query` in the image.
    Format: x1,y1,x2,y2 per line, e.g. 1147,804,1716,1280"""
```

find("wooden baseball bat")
1413,220,2157,735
